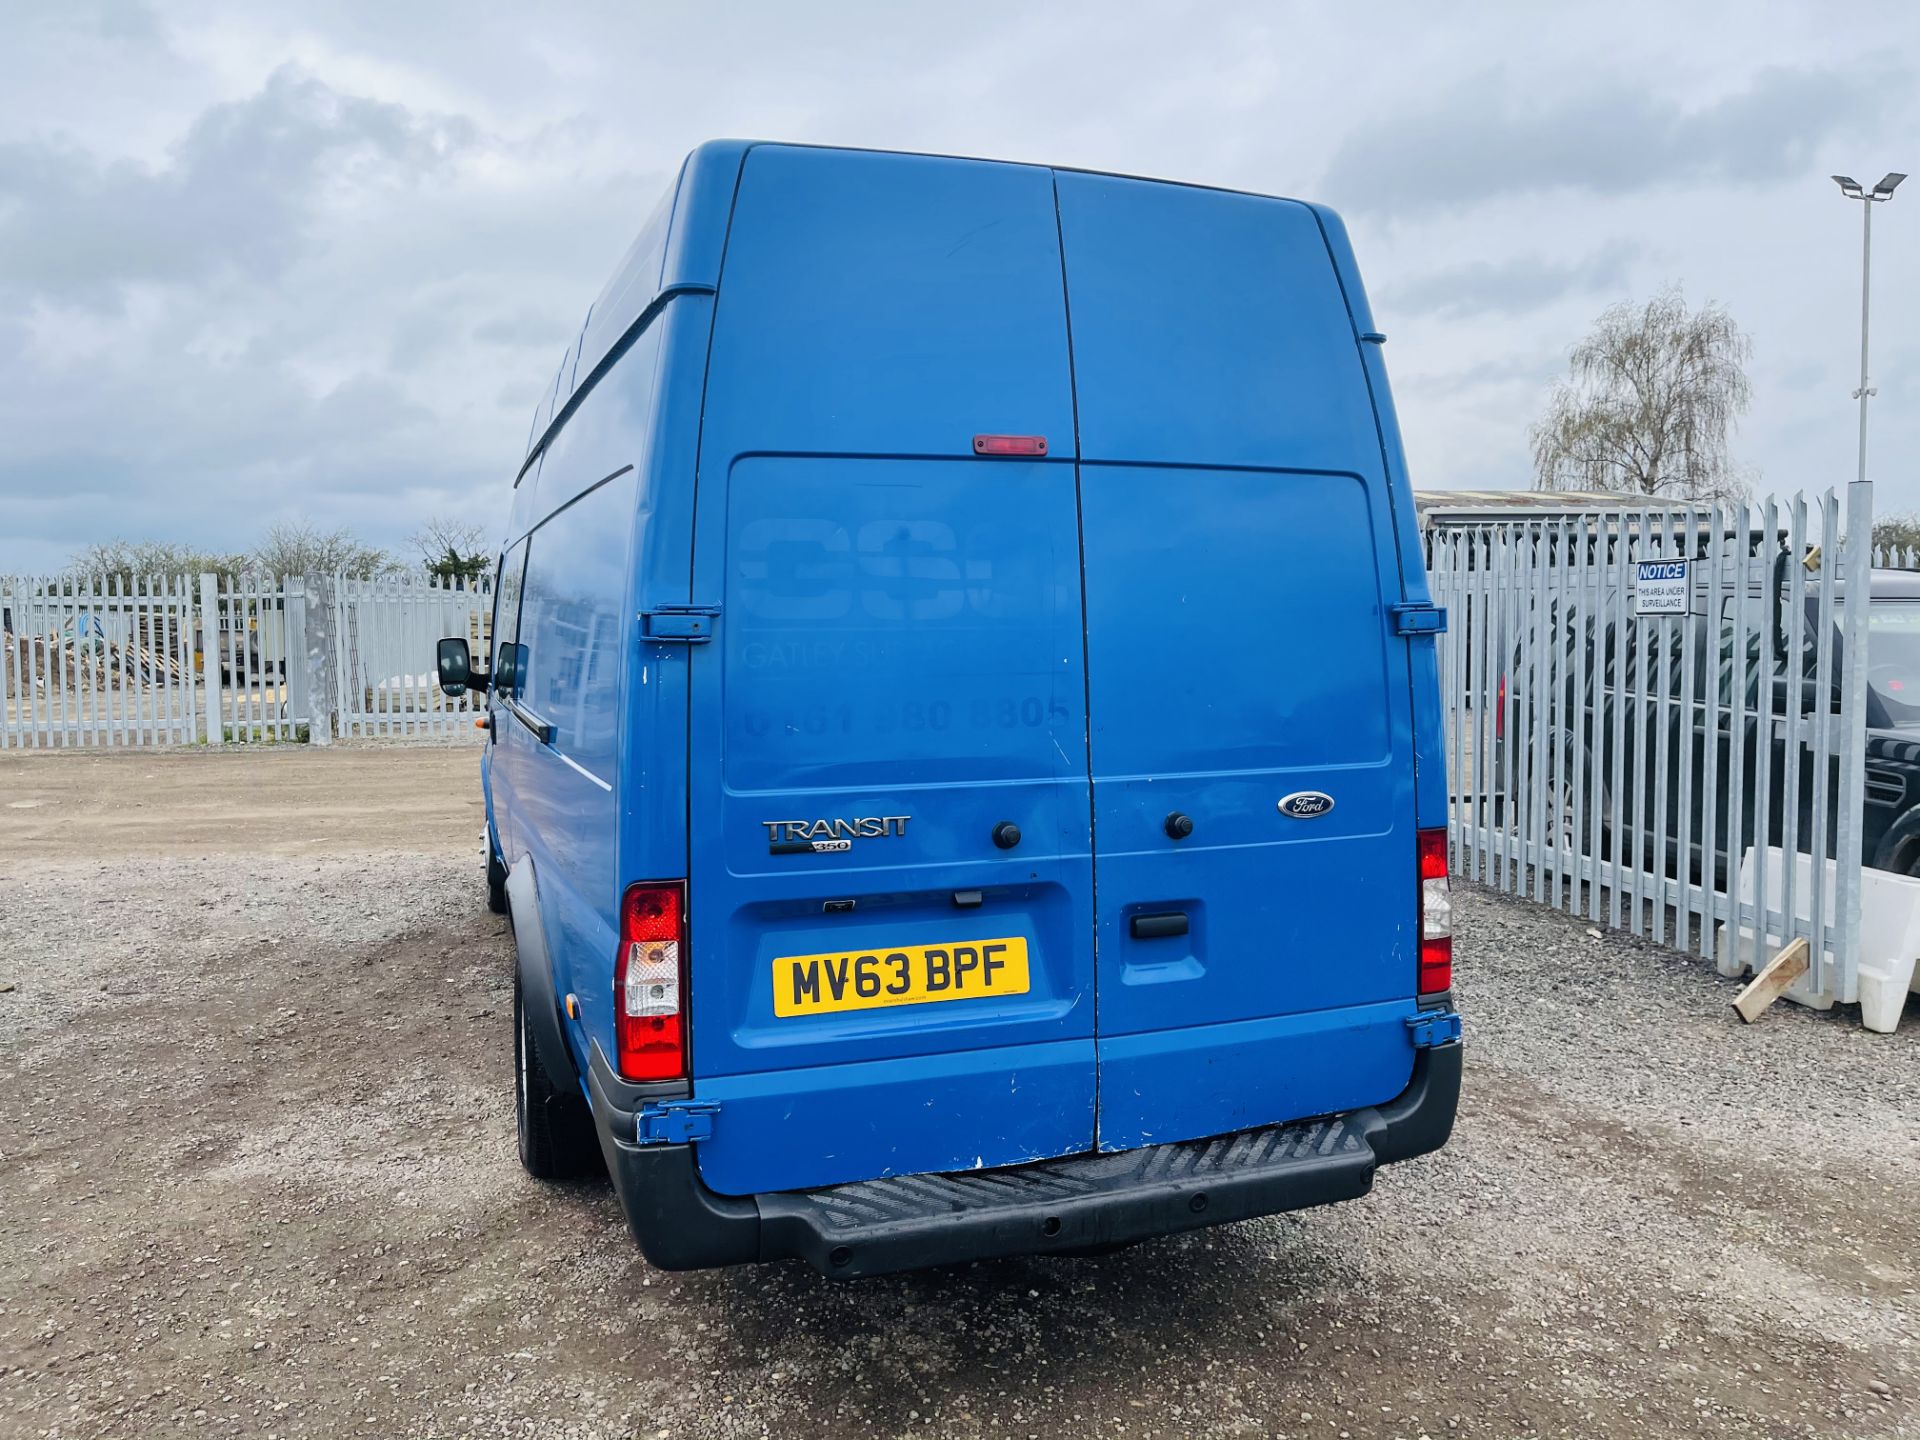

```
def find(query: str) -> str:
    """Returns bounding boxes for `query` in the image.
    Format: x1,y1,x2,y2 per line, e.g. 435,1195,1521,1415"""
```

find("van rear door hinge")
634,1099,720,1144
1391,602,1447,636
1406,1011,1463,1048
640,604,721,644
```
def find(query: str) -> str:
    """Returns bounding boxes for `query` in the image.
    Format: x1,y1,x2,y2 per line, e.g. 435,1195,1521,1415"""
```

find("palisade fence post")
284,576,311,738
197,571,222,746
304,572,336,747
1835,478,1873,998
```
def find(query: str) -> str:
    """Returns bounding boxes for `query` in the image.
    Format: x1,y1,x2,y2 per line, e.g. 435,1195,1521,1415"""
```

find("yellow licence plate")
772,937,1031,1018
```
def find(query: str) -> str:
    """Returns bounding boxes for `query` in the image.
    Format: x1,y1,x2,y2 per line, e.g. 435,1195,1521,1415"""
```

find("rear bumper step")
598,1040,1461,1279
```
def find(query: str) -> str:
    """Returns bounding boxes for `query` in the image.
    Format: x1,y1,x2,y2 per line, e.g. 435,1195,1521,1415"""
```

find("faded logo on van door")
733,518,988,623
1277,791,1335,819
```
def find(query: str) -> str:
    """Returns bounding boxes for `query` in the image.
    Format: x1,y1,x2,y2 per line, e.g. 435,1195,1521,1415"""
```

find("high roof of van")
519,140,1367,473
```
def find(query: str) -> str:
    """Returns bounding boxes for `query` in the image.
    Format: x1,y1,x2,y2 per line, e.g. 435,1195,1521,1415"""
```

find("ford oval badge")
1277,791,1335,820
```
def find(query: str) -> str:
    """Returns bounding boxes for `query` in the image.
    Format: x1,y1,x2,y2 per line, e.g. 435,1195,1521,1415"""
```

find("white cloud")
1324,65,1903,216
1384,242,1644,319
0,65,475,306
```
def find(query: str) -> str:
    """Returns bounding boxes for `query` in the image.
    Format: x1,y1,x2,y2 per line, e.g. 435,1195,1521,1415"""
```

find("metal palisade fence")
1,572,491,748
1,574,202,745
329,573,492,739
1425,488,1873,1012
204,572,301,744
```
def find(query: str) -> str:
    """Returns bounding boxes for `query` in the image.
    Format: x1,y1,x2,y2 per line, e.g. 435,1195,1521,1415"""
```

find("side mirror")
493,642,521,695
437,637,485,697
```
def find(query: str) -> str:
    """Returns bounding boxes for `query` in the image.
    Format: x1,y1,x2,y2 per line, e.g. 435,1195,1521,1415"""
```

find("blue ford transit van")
435,141,1461,1278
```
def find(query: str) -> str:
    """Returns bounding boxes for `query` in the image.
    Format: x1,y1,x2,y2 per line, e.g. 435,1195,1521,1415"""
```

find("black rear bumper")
593,1039,1462,1279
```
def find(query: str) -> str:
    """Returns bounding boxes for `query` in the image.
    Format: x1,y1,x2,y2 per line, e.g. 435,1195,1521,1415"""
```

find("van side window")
493,539,530,697
515,468,637,777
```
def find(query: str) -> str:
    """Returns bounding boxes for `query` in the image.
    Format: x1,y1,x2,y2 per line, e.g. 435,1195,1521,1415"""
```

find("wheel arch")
1870,805,1920,874
506,858,584,1101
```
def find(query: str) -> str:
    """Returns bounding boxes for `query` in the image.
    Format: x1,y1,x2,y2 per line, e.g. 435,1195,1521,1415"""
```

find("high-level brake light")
1417,828,1452,996
972,434,1048,456
616,881,688,1081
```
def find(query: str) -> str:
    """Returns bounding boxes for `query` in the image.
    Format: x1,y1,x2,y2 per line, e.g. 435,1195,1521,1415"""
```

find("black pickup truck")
1850,570,1920,872
1498,565,1920,882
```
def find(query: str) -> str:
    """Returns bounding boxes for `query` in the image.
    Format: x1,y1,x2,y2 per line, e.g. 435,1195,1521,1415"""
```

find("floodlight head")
1832,174,1864,198
1872,172,1907,198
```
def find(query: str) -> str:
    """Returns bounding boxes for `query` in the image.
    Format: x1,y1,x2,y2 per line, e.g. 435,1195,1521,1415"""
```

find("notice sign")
1634,559,1690,616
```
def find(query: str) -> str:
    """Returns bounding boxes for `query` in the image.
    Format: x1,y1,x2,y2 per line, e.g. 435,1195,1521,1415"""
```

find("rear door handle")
1130,912,1189,939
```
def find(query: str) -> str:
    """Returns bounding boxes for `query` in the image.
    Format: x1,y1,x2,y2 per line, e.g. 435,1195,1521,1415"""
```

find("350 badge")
771,937,1031,1017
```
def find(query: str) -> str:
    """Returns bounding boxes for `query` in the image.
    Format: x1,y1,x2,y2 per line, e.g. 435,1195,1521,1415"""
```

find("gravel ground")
0,748,1916,1439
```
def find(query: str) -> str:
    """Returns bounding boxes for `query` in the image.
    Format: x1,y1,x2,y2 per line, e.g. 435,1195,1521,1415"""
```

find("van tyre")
514,971,597,1179
486,849,509,915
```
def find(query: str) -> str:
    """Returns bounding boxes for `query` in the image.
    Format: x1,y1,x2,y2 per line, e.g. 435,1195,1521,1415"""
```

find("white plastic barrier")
1721,846,1920,1034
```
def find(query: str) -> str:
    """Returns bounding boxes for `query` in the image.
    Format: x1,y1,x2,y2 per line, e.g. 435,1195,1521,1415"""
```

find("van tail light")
1417,828,1452,996
616,882,687,1081
1495,673,1506,740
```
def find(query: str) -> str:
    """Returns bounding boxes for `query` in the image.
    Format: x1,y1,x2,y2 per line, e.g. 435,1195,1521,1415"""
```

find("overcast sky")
2,0,1916,573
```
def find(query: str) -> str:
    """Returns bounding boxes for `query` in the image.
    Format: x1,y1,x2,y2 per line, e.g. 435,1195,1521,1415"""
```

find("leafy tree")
1531,287,1753,501
409,516,492,586
252,521,400,579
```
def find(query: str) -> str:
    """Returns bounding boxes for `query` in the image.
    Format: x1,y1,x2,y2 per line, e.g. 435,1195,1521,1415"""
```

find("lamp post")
1829,170,1903,998
1830,172,1906,485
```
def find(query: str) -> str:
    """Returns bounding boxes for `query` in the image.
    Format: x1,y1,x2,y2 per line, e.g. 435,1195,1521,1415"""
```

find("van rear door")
685,147,1095,1196
1054,173,1423,1151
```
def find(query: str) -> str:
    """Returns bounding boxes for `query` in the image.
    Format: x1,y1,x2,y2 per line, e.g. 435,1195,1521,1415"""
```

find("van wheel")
514,972,597,1179
486,849,508,915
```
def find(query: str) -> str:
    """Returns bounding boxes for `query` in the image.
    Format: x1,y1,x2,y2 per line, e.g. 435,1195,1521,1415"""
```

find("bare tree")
408,516,489,558
1873,511,1920,556
68,539,249,586
408,516,492,585
1531,287,1753,501
251,521,399,579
